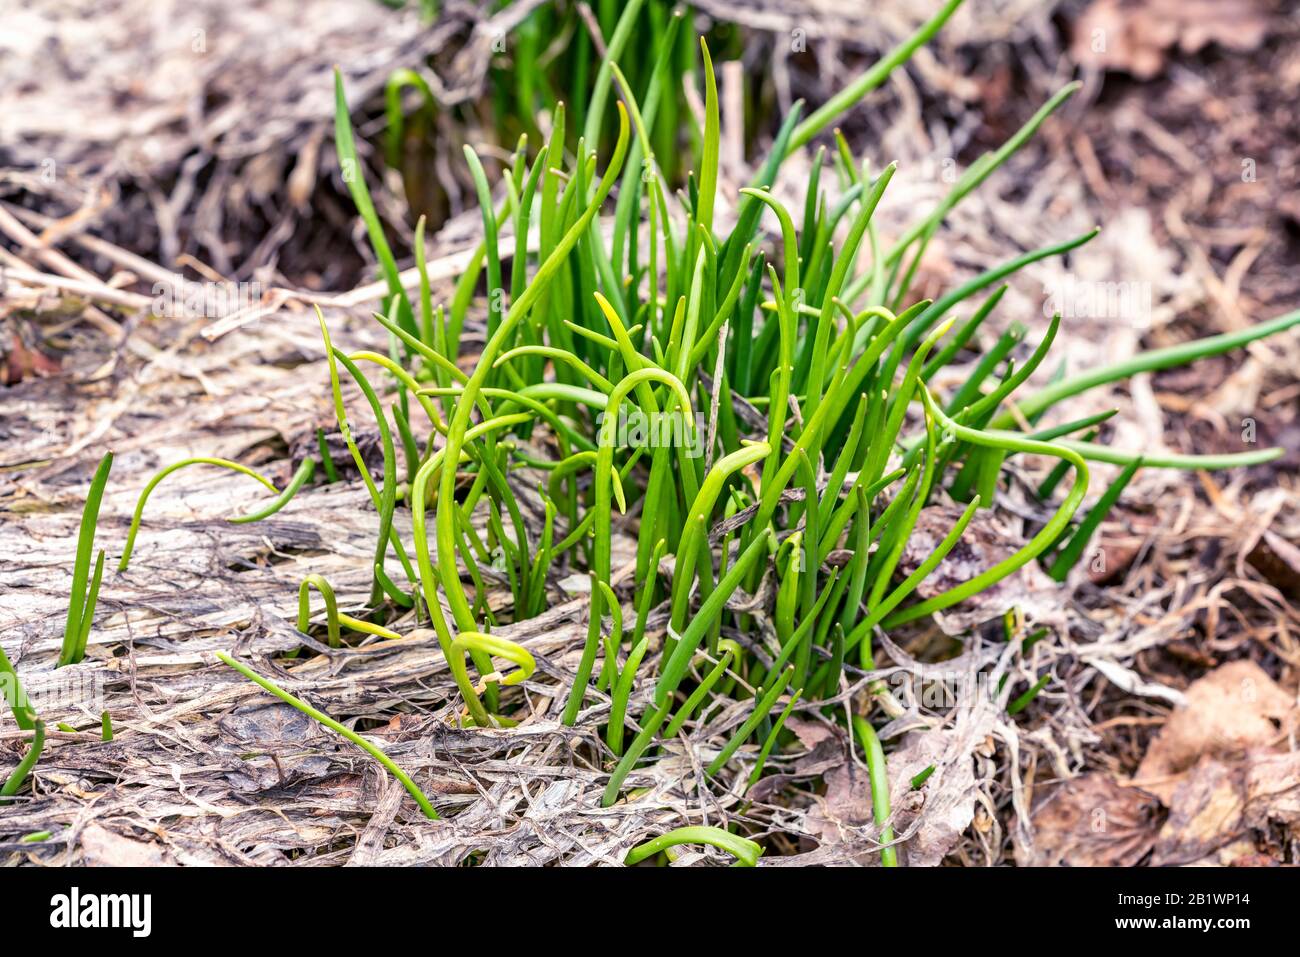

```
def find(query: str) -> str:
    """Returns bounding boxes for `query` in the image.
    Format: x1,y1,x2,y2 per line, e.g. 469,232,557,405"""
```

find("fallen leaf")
1134,660,1297,803
786,715,836,750
2,327,61,385
1242,750,1300,836
1071,0,1272,80
885,729,979,867
804,740,972,868
805,761,874,855
1087,509,1157,584
217,702,335,792
1150,751,1297,866
1151,757,1247,865
1030,773,1162,866
218,700,323,746
747,716,844,802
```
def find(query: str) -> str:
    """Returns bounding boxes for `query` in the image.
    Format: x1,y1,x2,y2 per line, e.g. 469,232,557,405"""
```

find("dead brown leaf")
1152,757,1248,865
1134,660,1300,865
1030,773,1162,866
1150,749,1300,866
748,716,844,802
1134,660,1298,803
886,729,979,867
806,761,874,856
2,326,61,385
1071,0,1272,80
803,727,978,867
1242,751,1300,836
1087,509,1157,585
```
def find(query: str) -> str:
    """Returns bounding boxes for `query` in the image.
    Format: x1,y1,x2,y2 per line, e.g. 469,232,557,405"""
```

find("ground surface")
1,0,1297,866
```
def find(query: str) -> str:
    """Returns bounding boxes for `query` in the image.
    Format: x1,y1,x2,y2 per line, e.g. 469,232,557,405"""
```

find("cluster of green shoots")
386,0,708,200
1,452,115,805
10,0,1297,865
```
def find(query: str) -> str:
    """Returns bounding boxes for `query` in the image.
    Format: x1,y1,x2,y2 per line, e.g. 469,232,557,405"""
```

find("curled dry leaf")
805,761,875,857
747,716,844,802
1151,751,1300,865
800,743,977,868
803,727,979,867
1029,773,1162,866
1151,756,1248,865
1132,660,1300,865
217,702,335,793
1134,660,1298,804
886,729,979,868
1242,751,1300,843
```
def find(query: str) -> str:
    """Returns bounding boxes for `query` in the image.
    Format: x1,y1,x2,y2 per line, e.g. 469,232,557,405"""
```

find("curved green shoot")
384,68,437,169
434,104,630,647
298,574,341,648
624,825,763,867
0,646,36,730
448,631,536,729
0,720,44,801
1046,457,1143,581
879,386,1090,628
217,653,437,819
1000,307,1300,427
118,457,277,572
230,458,316,523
